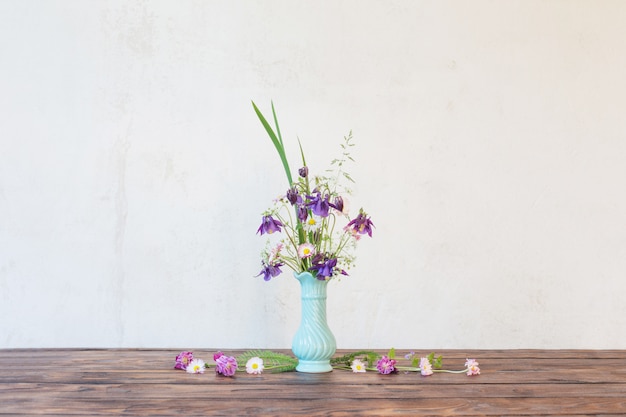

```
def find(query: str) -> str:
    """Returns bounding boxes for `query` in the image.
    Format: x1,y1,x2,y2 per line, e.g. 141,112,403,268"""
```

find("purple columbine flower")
309,254,337,280
376,356,397,375
345,210,374,237
297,205,308,222
330,196,344,213
306,192,330,217
256,261,284,281
174,351,194,370
215,354,238,377
298,166,308,178
286,187,302,205
257,215,283,235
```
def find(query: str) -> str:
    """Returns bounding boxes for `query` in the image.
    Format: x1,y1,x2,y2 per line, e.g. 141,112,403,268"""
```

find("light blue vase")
291,271,337,373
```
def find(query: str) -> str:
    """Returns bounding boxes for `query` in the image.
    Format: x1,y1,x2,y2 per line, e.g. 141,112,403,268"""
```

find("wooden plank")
1,397,626,416
1,349,626,416
2,382,626,399
2,367,626,385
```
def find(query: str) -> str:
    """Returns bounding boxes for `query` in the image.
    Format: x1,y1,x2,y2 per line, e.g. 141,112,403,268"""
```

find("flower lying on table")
186,359,206,374
173,349,480,377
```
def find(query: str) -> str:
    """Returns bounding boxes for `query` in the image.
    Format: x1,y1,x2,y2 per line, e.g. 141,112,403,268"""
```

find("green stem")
433,369,469,374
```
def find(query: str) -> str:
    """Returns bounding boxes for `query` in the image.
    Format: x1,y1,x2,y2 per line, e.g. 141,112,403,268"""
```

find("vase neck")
294,271,328,300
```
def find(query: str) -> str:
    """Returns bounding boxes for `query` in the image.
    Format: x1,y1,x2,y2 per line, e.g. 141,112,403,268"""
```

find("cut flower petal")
351,359,366,373
297,243,315,259
174,351,194,370
246,357,264,374
186,359,206,374
465,359,480,376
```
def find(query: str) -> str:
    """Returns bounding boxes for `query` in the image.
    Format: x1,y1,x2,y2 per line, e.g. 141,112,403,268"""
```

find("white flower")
186,359,206,374
351,359,366,373
246,357,264,374
297,243,315,258
304,215,322,232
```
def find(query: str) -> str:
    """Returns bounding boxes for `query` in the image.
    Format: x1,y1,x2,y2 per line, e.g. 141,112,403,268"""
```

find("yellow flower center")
308,218,316,225
252,363,258,369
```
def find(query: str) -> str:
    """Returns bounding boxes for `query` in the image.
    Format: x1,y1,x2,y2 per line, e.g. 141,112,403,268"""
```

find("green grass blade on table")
237,350,298,373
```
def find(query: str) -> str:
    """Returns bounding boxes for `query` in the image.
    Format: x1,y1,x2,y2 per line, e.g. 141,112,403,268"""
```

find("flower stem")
433,369,469,374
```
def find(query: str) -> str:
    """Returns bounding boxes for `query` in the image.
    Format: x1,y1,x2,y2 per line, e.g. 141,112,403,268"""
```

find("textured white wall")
1,0,625,349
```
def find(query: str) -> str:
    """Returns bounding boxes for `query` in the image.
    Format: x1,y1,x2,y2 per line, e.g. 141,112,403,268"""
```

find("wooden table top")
1,348,626,416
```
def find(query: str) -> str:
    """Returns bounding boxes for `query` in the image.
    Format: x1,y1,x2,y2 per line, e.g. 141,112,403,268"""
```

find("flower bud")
286,187,299,205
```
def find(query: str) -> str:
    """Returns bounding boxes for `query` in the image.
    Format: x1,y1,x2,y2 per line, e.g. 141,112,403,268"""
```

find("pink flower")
269,243,283,263
419,357,433,376
215,354,238,377
297,243,315,258
213,351,224,361
376,356,397,374
174,351,194,370
465,359,480,376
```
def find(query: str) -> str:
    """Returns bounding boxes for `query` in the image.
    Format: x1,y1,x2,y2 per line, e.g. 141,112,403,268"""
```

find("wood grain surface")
1,349,625,416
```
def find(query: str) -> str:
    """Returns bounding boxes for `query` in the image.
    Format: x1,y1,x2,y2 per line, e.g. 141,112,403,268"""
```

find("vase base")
296,360,333,373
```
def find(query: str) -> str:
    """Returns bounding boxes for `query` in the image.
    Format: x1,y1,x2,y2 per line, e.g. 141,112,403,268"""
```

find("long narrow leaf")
271,101,284,148
252,101,293,186
297,137,307,167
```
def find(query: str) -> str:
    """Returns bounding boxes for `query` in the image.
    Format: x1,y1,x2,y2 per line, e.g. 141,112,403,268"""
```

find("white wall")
1,0,625,349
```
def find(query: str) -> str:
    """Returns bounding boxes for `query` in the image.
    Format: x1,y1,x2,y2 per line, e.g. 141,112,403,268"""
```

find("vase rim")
293,270,330,282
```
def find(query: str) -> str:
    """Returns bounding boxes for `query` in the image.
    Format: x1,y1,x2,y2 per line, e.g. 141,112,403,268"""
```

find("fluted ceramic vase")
291,271,337,373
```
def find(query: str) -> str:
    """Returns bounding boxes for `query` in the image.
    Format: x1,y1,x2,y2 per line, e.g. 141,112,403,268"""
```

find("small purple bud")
298,166,308,178
286,187,300,205
297,205,308,222
331,196,344,213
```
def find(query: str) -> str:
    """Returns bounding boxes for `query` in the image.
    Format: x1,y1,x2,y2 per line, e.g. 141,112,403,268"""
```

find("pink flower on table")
465,359,480,376
376,356,397,374
174,351,194,370
216,354,238,377
419,357,433,376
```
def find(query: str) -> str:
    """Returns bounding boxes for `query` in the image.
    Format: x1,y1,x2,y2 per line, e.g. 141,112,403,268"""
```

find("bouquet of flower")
253,102,374,281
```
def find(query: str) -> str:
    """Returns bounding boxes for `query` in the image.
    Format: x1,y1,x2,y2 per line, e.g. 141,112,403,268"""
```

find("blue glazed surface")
291,271,337,373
